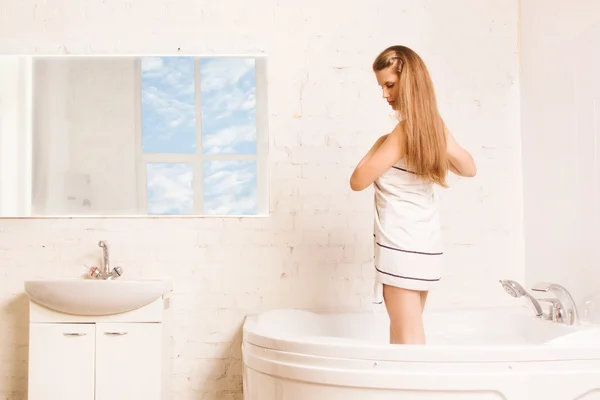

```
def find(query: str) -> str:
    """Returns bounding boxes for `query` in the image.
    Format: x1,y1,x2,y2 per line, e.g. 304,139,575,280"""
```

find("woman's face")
375,66,400,110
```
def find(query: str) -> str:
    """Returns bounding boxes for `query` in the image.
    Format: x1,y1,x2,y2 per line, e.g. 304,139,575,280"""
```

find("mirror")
0,55,268,217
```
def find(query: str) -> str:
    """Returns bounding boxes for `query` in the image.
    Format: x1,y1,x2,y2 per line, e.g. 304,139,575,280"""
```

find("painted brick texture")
0,0,521,399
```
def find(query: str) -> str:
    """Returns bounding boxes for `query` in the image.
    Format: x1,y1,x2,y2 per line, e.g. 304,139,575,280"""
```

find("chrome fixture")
531,282,579,325
90,241,123,280
499,279,543,317
499,280,579,325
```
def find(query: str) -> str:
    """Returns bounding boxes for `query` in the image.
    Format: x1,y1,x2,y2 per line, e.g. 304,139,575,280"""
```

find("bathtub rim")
242,340,600,398
242,306,600,363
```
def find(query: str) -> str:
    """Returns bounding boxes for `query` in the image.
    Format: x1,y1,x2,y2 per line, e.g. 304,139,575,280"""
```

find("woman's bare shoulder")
388,122,407,144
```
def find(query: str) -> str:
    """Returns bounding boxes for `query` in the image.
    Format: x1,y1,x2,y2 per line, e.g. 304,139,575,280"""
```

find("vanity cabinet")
95,323,162,399
28,323,96,400
27,298,168,400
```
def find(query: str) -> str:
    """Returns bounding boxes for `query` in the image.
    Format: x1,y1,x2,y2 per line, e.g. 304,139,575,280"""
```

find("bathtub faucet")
499,280,544,317
531,282,579,325
500,280,579,325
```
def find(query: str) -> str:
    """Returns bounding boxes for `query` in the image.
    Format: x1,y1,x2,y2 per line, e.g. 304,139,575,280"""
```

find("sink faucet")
99,240,110,276
90,241,123,280
531,282,579,325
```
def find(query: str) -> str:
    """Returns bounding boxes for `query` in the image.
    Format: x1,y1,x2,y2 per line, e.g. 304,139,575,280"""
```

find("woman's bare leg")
383,284,426,344
420,291,428,310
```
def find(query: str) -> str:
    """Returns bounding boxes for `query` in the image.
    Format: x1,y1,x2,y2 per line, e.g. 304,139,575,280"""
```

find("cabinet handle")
63,332,87,336
104,332,128,336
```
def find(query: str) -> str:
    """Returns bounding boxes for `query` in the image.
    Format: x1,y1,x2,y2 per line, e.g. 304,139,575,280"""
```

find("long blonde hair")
373,45,448,187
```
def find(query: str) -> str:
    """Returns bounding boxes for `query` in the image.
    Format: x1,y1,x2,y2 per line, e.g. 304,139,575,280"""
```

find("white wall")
0,1,521,399
0,57,32,216
521,0,600,303
31,58,138,215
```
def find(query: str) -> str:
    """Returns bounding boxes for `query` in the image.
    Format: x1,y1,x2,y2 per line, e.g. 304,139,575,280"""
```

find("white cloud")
141,57,164,73
203,161,257,215
200,58,255,93
141,57,197,145
199,58,257,154
202,123,256,154
142,87,195,121
204,86,256,121
241,92,256,110
147,163,193,215
142,57,195,95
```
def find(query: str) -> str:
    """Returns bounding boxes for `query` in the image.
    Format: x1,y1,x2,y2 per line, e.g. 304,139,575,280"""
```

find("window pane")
146,163,193,215
200,58,257,155
202,160,257,215
141,57,196,154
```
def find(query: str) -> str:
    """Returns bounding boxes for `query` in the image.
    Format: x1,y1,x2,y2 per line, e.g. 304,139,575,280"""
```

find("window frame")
133,55,269,217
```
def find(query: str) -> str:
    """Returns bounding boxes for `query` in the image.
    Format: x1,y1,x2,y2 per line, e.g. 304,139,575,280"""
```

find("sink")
24,279,172,316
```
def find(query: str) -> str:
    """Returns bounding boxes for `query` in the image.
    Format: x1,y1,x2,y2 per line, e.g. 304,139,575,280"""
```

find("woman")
350,45,476,345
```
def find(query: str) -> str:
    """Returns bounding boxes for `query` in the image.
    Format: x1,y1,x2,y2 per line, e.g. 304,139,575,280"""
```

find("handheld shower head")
499,280,543,316
499,280,528,298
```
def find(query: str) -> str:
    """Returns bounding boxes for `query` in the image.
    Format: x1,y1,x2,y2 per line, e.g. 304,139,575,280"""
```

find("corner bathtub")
242,307,600,400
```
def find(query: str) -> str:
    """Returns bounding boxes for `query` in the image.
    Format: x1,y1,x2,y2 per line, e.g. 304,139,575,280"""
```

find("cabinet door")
95,323,163,400
28,323,95,400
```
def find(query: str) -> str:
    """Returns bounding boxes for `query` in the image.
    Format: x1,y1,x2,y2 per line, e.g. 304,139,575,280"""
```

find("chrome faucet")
99,240,110,276
499,280,544,317
531,282,579,325
499,280,579,325
90,241,123,280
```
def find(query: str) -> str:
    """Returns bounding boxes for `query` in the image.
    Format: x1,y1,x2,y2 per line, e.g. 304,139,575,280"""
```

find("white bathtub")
242,307,600,400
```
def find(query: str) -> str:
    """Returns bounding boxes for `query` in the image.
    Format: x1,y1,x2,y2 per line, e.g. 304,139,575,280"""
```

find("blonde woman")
350,45,476,344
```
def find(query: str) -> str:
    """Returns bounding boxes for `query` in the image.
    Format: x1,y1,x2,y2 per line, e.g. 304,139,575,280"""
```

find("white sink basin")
24,279,172,316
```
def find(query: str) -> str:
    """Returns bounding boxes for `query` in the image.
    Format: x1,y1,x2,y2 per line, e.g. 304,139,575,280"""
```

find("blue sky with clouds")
199,58,257,155
140,56,257,215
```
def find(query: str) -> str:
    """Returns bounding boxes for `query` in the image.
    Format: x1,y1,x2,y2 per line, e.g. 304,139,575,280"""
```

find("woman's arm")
445,126,476,177
350,125,404,191
354,133,388,171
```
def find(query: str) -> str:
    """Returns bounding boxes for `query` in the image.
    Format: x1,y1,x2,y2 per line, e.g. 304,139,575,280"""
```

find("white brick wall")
521,0,600,305
0,1,521,399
